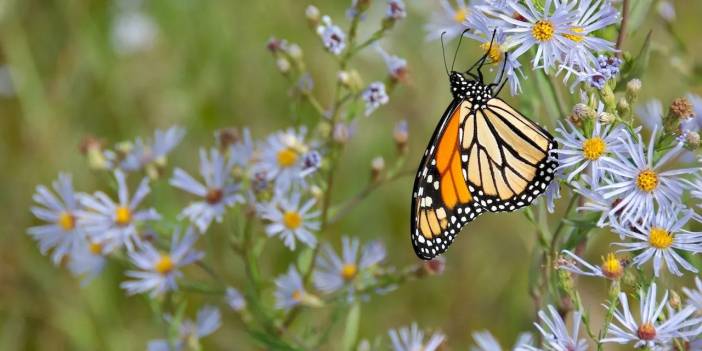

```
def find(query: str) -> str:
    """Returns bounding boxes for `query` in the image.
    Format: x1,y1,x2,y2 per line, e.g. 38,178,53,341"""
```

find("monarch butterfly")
410,31,558,260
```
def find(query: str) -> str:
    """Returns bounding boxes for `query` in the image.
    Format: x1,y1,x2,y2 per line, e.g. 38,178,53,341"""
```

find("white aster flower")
228,127,256,169
362,82,389,116
523,305,587,351
425,0,470,41
572,178,619,227
147,305,221,351
599,128,695,226
258,191,320,250
313,236,386,299
388,323,445,351
613,206,702,277
317,16,346,55
254,127,314,192
67,241,107,284
602,283,702,349
683,277,702,313
28,173,85,265
121,227,203,297
170,148,243,233
274,265,313,311
226,286,246,311
78,170,160,252
636,99,664,131
109,126,185,173
558,250,624,280
471,330,533,351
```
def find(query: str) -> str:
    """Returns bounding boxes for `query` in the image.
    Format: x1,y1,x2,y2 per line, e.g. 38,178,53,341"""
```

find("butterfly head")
449,71,491,103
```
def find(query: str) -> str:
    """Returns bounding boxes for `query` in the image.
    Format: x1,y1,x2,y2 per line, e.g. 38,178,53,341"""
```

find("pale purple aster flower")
602,283,702,349
170,148,243,233
226,287,246,311
313,237,386,298
254,127,314,192
106,126,185,172
274,265,308,311
586,55,622,89
523,305,588,351
121,227,203,296
543,167,562,214
572,179,619,227
67,241,107,284
613,206,702,277
598,128,696,225
362,82,389,117
377,45,408,82
636,99,664,131
425,0,469,41
388,323,445,351
28,173,85,265
386,0,407,20
148,305,221,351
683,277,702,313
258,191,320,250
317,16,346,55
471,330,533,351
682,93,702,134
558,250,624,280
77,170,160,252
229,127,255,168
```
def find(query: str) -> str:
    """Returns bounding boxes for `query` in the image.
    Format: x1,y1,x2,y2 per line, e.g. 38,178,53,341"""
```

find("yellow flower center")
282,211,302,230
453,8,468,23
340,263,358,281
531,20,555,42
637,322,657,341
581,137,606,160
600,253,623,279
115,206,132,226
89,242,102,255
291,289,304,302
636,169,659,193
276,148,298,168
154,255,175,274
479,42,502,63
58,211,76,231
649,227,673,249
563,26,584,42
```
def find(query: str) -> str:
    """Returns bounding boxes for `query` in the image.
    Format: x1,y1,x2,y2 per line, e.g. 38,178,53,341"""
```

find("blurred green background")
1,0,700,349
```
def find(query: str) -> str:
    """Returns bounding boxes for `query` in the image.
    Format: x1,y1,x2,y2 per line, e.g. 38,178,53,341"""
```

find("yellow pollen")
340,263,358,281
531,20,555,42
115,206,132,226
649,227,673,249
637,322,657,341
453,8,468,23
58,211,76,231
154,255,175,274
563,26,584,42
581,137,606,160
479,42,503,63
636,169,659,193
89,242,102,255
600,253,623,279
292,290,303,302
276,148,298,168
282,211,302,230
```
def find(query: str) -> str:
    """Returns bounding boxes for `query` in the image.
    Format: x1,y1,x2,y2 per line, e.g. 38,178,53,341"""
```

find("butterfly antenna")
450,28,471,72
465,28,497,78
440,31,449,76
494,52,510,96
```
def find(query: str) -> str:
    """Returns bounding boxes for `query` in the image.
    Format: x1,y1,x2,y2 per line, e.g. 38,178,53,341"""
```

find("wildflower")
587,55,622,90
362,82,389,116
78,170,160,252
371,156,385,181
683,277,702,313
636,99,664,131
558,250,624,280
599,129,695,225
422,256,446,276
147,306,221,351
377,45,408,82
28,173,85,265
527,305,588,351
313,237,386,298
388,323,445,351
106,126,185,174
317,16,346,55
657,1,676,22
229,127,255,169
121,227,203,296
333,121,354,144
305,5,321,27
471,330,533,351
572,179,619,227
386,0,407,21
274,265,320,310
258,191,320,250
254,127,315,192
393,119,409,154
170,148,243,233
301,150,322,177
626,79,642,103
554,118,625,185
67,241,107,284
602,283,702,349
613,206,702,277
426,0,473,41
226,287,246,311
111,10,158,55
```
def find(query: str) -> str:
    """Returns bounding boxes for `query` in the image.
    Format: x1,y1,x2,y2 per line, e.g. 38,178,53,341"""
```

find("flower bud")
370,156,385,182
625,78,641,103
684,131,700,150
601,85,616,111
393,120,409,155
216,128,240,151
572,103,595,121
288,43,303,60
669,97,694,120
333,122,351,144
669,290,682,310
276,57,291,74
338,70,363,93
305,5,320,28
422,257,446,275
616,98,630,118
598,111,616,124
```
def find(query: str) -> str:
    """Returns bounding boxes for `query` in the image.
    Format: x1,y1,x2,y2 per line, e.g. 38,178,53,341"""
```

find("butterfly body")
411,71,558,260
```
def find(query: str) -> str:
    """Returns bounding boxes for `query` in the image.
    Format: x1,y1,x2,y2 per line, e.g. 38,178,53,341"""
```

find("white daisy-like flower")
425,0,470,41
572,178,619,227
147,305,221,351
274,265,309,311
543,167,562,214
388,323,445,351
522,305,588,351
599,128,696,225
258,191,320,250
313,236,386,298
558,250,624,280
316,16,346,55
228,127,255,169
602,283,702,349
121,227,203,297
683,276,702,313
362,82,389,116
254,127,313,192
67,241,107,284
78,170,160,252
28,173,85,265
170,148,243,233
613,206,702,277
226,286,246,311
105,126,185,172
554,119,625,185
471,330,533,351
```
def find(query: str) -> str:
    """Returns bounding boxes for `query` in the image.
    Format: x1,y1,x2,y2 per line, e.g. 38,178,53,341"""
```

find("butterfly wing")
411,99,485,260
460,97,558,213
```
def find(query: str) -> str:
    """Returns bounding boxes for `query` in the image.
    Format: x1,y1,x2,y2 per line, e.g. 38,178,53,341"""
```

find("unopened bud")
305,5,320,28
625,79,641,103
216,128,240,151
669,290,682,309
393,120,409,155
598,111,616,124
333,122,351,144
572,103,595,121
288,43,303,60
616,98,630,118
601,85,616,111
338,70,363,92
422,257,446,275
276,57,291,74
370,156,385,182
669,97,694,120
684,131,700,150
353,0,371,13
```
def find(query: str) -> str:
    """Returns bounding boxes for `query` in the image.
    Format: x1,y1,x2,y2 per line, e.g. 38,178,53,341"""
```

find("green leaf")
296,247,314,274
248,330,304,351
616,31,652,91
626,0,655,37
341,303,361,351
